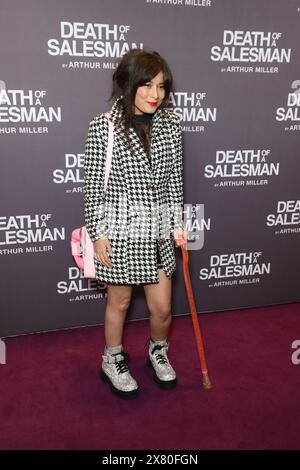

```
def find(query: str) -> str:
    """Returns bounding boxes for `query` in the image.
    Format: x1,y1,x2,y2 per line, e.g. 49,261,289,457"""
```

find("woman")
84,48,187,399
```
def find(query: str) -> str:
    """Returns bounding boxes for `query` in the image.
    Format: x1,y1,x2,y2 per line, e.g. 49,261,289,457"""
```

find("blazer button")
147,182,156,190
159,239,165,245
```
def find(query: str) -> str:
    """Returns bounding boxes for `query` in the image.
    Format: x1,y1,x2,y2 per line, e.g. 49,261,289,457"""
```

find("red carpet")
1,303,299,450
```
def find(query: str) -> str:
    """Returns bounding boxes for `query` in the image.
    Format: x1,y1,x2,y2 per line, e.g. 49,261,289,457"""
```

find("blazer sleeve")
167,115,184,233
84,116,109,241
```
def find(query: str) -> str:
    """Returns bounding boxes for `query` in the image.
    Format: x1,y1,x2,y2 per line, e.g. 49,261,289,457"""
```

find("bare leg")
104,284,133,347
143,268,172,341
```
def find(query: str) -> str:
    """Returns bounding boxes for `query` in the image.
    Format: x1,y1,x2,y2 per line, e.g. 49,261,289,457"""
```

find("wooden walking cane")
177,237,212,389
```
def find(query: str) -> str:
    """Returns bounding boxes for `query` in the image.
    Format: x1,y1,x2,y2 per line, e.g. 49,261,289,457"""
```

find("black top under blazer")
84,95,184,285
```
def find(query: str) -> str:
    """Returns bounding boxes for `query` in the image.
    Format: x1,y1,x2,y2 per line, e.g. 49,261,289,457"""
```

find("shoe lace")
113,352,129,375
151,344,168,365
116,360,129,374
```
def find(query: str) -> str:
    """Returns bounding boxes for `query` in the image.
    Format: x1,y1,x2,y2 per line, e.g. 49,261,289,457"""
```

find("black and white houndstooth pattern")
84,95,184,285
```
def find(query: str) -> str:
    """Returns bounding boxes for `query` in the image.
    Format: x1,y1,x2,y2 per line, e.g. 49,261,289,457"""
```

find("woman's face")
134,70,165,115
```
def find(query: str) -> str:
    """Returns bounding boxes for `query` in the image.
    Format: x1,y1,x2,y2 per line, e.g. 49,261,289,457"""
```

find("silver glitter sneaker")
147,340,177,389
100,351,139,399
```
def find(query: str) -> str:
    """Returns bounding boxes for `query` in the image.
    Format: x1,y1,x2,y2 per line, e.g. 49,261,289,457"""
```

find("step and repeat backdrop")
1,0,300,336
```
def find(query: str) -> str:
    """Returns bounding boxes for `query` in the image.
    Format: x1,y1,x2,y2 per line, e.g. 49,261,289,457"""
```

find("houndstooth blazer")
84,95,184,285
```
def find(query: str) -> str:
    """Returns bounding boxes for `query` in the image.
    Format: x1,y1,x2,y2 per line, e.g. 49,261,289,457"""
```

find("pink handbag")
71,112,114,278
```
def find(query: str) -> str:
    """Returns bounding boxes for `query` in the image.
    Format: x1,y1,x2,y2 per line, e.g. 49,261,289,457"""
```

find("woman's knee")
107,285,132,312
149,303,172,322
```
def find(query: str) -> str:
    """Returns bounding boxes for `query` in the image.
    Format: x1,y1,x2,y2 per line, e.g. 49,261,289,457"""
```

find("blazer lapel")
109,96,165,173
127,104,165,177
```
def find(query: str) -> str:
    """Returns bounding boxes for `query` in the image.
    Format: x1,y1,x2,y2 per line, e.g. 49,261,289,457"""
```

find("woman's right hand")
93,237,113,268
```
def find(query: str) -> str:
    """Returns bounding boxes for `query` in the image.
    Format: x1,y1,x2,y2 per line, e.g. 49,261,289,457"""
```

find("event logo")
266,200,300,234
183,204,210,250
145,0,212,8
47,21,142,69
0,80,61,134
200,251,271,287
276,80,300,130
204,148,280,187
211,30,291,63
53,153,84,193
57,266,106,301
169,91,216,132
0,213,65,255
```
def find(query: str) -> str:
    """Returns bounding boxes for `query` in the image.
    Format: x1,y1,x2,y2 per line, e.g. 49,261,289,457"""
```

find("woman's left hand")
173,228,188,247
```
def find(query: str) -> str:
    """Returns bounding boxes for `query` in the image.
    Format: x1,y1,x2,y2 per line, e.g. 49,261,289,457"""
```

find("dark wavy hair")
107,47,174,155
